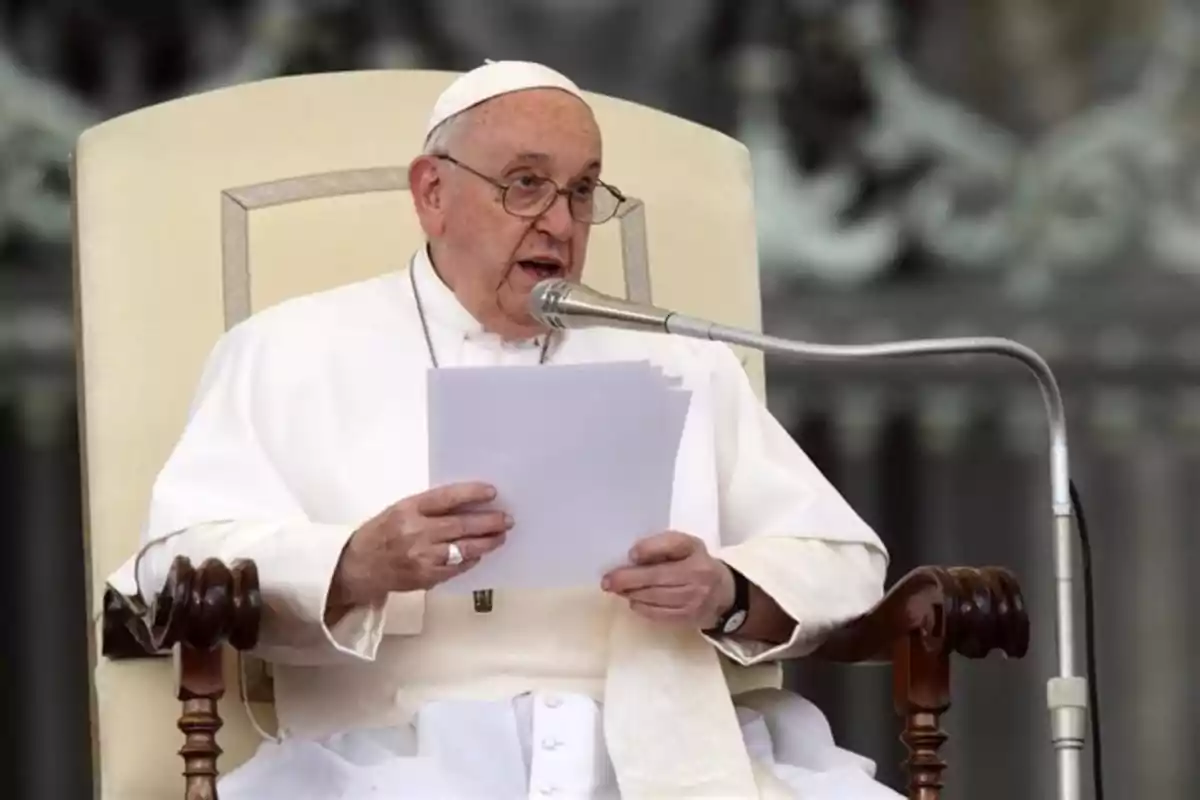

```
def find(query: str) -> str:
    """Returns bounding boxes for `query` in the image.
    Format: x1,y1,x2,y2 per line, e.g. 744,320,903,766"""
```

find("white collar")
410,245,486,337
408,246,552,352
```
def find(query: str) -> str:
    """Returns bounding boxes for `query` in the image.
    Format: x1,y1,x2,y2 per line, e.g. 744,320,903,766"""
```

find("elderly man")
118,61,900,799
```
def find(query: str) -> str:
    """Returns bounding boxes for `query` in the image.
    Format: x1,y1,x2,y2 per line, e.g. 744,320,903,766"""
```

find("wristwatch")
703,565,750,636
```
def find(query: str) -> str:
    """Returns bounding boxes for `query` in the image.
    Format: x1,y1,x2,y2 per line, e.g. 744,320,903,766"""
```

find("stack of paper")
427,361,692,594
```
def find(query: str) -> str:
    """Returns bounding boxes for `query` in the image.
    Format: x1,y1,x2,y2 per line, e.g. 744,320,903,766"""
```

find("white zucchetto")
425,60,585,140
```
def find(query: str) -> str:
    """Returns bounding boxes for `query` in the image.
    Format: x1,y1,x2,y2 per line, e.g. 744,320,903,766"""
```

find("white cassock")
109,247,902,799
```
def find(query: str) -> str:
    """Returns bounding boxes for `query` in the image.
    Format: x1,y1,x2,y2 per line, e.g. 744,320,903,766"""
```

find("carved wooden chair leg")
893,633,951,800
810,566,1029,800
178,644,225,800
142,555,262,800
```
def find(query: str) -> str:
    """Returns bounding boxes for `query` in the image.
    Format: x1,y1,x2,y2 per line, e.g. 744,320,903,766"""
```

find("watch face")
722,609,748,634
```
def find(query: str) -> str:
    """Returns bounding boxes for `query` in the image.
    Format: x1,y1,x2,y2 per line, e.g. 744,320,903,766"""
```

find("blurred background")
2,0,1198,797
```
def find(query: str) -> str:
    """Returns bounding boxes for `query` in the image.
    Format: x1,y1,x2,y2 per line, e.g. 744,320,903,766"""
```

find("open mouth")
517,259,566,281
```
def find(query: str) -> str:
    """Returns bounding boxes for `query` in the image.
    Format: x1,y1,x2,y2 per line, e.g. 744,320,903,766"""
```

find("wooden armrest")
102,556,262,800
814,565,1029,664
103,555,261,659
813,565,1029,799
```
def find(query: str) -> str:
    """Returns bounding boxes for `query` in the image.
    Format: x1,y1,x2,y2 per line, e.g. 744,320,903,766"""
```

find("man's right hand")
326,482,512,620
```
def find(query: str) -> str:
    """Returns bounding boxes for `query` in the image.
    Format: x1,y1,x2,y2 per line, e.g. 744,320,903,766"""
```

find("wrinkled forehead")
459,89,603,173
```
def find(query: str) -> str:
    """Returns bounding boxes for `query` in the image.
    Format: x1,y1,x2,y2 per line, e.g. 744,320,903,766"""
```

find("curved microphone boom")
531,278,1093,800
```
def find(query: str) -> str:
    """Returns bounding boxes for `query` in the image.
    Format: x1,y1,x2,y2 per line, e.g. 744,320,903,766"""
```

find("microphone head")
528,278,672,332
529,278,574,329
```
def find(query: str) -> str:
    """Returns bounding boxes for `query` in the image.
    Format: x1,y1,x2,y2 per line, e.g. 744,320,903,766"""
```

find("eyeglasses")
433,154,626,225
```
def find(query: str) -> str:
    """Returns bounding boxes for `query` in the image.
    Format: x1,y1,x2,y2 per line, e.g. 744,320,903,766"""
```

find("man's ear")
409,155,446,237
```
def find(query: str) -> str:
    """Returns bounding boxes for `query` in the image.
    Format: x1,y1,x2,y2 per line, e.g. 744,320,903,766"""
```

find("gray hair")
422,109,473,155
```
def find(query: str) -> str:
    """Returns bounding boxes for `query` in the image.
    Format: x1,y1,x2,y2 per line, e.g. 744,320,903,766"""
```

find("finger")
424,511,513,542
413,482,498,516
384,555,480,592
422,532,507,566
602,565,685,594
624,586,694,609
453,532,507,562
628,600,691,623
629,531,698,566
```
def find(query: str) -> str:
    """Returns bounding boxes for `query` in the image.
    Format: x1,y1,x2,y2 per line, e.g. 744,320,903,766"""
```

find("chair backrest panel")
75,69,763,799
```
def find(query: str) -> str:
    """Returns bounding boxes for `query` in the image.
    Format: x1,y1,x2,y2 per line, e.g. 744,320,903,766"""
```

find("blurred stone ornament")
849,0,1200,284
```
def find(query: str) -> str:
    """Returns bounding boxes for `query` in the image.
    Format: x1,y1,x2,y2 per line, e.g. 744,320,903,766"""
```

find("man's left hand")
601,531,735,630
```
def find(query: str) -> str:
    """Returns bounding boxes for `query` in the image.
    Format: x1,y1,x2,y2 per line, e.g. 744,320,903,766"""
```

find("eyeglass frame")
430,154,627,225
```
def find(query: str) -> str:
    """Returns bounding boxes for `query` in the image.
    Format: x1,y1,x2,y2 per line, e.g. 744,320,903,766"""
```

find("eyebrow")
510,151,552,164
504,152,602,175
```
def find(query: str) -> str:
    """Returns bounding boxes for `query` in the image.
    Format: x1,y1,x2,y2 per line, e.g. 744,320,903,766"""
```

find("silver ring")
446,542,464,567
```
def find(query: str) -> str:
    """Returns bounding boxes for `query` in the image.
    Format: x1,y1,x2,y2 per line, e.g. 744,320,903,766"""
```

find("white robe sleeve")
701,343,889,665
106,318,421,666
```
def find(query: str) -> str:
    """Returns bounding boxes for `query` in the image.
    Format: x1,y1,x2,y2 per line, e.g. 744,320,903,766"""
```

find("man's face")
412,88,603,339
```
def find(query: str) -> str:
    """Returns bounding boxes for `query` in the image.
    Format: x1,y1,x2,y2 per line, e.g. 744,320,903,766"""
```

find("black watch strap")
703,565,750,636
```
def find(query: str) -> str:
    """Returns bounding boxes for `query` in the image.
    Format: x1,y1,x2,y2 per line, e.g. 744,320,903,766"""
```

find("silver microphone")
530,278,1090,800
529,278,673,331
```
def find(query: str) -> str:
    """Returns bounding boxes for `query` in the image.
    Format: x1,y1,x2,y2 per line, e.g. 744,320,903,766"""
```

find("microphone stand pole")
663,315,1088,800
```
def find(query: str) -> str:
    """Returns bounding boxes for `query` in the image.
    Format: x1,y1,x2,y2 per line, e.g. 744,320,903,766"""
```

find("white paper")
427,361,691,594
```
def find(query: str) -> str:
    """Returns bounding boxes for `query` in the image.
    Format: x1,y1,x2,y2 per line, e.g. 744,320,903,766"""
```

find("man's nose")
535,192,576,240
